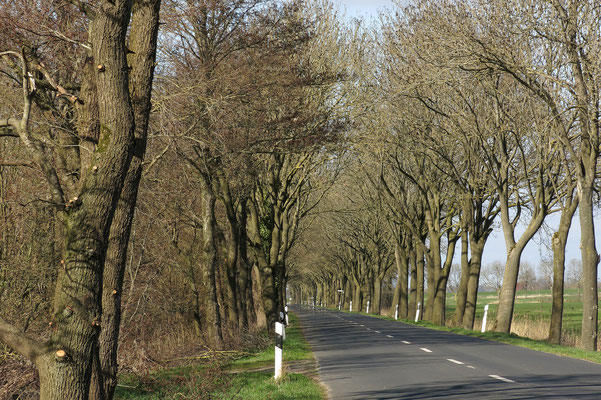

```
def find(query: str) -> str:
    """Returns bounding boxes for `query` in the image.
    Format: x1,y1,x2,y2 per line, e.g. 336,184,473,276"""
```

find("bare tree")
481,262,504,295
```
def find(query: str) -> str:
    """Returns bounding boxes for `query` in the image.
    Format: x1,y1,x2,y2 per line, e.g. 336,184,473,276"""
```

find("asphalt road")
293,305,601,399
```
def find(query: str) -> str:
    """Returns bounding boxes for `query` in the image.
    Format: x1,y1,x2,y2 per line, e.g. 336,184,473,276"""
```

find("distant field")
445,289,597,337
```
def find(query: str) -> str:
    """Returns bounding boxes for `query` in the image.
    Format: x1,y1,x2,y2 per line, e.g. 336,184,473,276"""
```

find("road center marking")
360,324,365,327
375,330,381,333
366,328,371,331
466,366,476,369
489,375,516,383
447,359,464,365
402,341,411,344
420,348,432,353
386,335,394,338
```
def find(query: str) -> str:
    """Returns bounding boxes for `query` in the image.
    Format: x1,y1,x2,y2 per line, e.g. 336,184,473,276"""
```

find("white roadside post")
274,322,284,380
415,302,421,322
350,301,353,312
280,312,286,340
481,304,489,333
395,304,399,320
285,306,289,326
366,300,370,314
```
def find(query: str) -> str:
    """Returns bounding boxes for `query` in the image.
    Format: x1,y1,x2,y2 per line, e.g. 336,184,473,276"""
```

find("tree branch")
0,316,45,361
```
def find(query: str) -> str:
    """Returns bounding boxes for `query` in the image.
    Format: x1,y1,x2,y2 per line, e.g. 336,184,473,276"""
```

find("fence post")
415,302,421,322
481,304,489,333
275,321,284,380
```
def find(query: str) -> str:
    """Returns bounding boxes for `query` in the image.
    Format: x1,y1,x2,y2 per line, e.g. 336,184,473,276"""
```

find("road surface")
293,305,601,399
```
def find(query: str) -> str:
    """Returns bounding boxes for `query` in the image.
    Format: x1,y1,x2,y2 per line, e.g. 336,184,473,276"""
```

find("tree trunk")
462,239,485,330
252,264,267,329
88,2,160,398
579,185,598,350
200,180,224,348
35,3,139,398
344,277,352,309
453,229,469,326
416,246,425,320
373,276,382,315
391,246,401,318
549,199,577,344
495,244,527,334
432,238,456,326
353,280,362,312
408,249,417,318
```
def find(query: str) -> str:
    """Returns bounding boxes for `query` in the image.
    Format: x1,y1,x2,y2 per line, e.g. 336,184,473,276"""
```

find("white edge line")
420,347,432,353
447,359,464,365
489,374,516,383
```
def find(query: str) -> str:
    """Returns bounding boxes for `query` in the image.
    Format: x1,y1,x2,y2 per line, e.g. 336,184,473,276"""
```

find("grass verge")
115,312,324,399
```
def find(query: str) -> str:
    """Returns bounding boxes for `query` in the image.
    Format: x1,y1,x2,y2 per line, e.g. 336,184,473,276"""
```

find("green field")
445,288,596,336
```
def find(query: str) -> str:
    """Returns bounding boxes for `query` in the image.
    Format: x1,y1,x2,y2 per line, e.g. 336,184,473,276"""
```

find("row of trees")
0,1,352,399
3,0,601,398
291,0,601,353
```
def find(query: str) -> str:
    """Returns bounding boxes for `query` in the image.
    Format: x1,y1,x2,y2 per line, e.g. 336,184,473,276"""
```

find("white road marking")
366,328,371,331
447,359,464,365
386,335,394,338
420,348,432,353
489,375,516,383
402,341,411,344
360,324,365,327
467,366,476,369
375,330,381,333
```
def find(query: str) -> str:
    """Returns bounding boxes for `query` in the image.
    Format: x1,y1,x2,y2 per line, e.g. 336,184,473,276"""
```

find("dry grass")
480,316,601,351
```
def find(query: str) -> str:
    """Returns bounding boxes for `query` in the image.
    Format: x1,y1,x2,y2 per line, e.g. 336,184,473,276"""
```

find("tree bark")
579,185,598,350
408,248,417,318
416,246,425,321
36,2,138,398
89,2,160,398
462,238,486,330
453,229,469,326
548,199,578,344
200,179,224,348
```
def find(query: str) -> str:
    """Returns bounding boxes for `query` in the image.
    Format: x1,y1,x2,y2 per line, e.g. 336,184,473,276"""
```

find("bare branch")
0,316,45,361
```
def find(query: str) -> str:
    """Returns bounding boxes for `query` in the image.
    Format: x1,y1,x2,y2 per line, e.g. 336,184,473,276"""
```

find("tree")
518,261,537,295
418,0,600,350
481,262,504,295
0,1,161,398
